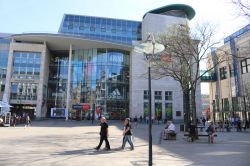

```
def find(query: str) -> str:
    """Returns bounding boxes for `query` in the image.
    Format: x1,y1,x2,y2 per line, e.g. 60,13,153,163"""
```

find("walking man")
95,117,110,151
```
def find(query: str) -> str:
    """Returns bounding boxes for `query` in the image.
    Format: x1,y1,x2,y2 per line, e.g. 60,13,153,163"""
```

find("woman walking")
206,121,215,143
121,118,134,150
25,114,31,127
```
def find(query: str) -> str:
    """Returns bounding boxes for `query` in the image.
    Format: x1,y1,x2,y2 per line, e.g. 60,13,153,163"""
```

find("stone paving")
0,120,250,166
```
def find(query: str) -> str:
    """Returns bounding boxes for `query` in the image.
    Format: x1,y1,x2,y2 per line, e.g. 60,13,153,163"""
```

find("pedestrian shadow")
54,147,124,156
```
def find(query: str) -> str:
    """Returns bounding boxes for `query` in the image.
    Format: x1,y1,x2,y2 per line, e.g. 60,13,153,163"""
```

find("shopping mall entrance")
10,104,36,119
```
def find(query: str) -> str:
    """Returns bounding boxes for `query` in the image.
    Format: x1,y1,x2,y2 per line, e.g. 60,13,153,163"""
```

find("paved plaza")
0,120,250,166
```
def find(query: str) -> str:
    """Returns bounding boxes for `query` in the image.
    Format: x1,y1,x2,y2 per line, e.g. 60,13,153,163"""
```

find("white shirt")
167,123,175,131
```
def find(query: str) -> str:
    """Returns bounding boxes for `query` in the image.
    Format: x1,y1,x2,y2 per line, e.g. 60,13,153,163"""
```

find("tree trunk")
191,86,199,139
183,90,190,131
191,87,197,125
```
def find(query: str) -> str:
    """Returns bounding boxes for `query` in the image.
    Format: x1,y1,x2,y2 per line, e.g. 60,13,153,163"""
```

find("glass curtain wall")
0,50,9,97
59,15,142,45
47,52,69,112
71,48,130,119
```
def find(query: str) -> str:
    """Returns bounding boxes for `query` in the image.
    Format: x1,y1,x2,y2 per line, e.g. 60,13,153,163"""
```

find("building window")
165,103,173,120
155,102,162,119
176,111,181,117
12,52,41,79
68,25,73,29
232,97,239,111
101,27,106,32
229,64,234,77
165,91,172,101
10,83,37,101
122,29,126,34
241,58,250,74
90,26,95,31
154,91,162,100
222,98,229,111
219,66,227,80
79,26,84,30
111,29,116,33
144,102,149,117
144,90,149,100
1,85,4,92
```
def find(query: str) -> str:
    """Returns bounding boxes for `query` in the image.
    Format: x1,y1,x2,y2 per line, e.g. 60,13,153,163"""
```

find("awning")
0,101,12,108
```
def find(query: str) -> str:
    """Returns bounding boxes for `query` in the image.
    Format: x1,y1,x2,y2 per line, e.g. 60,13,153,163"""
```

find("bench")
163,132,176,140
184,133,217,142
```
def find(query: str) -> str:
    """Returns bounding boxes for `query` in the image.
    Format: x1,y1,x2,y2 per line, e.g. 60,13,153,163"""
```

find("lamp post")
148,43,153,166
135,33,165,166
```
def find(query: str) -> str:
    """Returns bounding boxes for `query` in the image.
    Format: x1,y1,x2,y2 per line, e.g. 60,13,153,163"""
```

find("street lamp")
135,33,165,166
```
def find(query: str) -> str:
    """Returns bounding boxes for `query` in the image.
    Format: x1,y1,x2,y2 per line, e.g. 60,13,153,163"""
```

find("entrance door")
165,103,173,120
155,102,162,120
11,104,36,119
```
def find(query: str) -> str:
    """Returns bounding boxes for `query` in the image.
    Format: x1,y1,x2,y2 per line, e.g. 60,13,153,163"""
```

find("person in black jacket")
94,117,110,150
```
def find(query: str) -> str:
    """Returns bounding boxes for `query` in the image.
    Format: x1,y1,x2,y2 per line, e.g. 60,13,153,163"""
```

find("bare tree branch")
231,0,250,19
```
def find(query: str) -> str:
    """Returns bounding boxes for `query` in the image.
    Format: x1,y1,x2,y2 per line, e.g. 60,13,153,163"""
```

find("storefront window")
69,48,130,120
10,83,38,100
155,102,162,120
165,103,173,120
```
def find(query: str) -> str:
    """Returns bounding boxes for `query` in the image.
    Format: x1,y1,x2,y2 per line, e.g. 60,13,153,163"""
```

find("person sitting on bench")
164,121,176,139
206,121,215,144
0,116,4,127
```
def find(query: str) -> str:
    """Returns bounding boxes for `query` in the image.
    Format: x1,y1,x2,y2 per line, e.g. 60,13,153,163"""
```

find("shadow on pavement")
54,147,125,156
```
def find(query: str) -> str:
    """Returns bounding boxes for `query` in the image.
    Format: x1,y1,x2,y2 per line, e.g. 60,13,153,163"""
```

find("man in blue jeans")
121,118,134,150
94,117,110,150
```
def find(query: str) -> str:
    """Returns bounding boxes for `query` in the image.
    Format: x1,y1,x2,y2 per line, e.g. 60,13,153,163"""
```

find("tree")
242,81,250,121
231,0,250,19
151,22,228,128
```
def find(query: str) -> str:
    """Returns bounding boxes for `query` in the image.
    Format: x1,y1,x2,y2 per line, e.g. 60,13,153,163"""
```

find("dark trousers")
97,135,110,149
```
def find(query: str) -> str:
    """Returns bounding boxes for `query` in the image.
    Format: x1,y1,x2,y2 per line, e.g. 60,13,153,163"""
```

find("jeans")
122,135,134,149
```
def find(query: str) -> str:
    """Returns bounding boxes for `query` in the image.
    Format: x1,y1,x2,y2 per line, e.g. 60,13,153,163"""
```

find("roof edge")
143,4,195,20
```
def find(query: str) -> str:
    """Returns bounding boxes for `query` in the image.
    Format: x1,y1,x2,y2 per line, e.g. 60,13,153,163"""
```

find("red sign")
82,103,90,111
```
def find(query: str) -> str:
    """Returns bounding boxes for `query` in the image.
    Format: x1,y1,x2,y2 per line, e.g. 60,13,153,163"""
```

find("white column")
66,44,73,120
36,45,46,119
3,44,14,102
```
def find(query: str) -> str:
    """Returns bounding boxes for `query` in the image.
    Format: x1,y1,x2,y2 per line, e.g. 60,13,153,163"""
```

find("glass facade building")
59,14,142,45
0,38,10,99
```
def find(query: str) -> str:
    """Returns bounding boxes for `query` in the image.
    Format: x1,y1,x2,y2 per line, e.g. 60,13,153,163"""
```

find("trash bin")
180,124,185,132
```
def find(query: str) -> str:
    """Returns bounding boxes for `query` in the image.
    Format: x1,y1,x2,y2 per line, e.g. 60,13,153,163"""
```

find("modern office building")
208,24,250,121
0,4,200,121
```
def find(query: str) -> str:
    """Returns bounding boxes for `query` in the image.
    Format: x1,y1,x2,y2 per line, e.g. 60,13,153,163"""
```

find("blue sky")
0,0,248,94
0,0,248,39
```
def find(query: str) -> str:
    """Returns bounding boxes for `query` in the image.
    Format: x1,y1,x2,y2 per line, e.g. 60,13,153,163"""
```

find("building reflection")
47,48,129,119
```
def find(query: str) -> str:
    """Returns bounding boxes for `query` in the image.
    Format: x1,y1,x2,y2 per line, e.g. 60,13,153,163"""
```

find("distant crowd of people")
199,116,250,132
129,115,171,126
0,113,31,127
